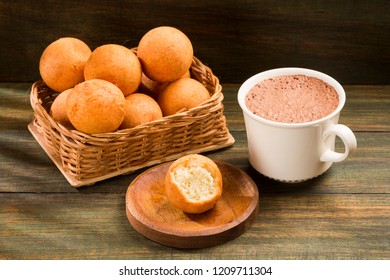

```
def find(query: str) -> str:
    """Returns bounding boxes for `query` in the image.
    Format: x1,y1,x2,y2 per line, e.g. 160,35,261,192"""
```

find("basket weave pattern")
30,56,232,183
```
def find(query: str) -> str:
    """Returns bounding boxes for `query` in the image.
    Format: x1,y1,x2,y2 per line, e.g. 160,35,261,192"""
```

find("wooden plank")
222,84,390,132
1,128,389,194
1,83,389,132
1,84,389,194
0,193,388,259
214,131,390,194
0,1,388,84
0,83,390,132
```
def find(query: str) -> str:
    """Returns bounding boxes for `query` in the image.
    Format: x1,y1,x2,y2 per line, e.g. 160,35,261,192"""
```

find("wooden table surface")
1,83,389,260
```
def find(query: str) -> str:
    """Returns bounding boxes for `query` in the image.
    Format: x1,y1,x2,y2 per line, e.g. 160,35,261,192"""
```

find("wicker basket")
28,55,234,187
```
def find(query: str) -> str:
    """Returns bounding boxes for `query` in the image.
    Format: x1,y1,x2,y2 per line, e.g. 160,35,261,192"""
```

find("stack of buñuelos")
40,26,213,134
30,26,233,186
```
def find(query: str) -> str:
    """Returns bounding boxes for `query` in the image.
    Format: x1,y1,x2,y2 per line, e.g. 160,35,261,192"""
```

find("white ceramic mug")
238,68,357,182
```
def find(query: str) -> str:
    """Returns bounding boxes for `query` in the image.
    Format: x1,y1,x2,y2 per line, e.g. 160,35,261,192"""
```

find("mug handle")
320,124,357,162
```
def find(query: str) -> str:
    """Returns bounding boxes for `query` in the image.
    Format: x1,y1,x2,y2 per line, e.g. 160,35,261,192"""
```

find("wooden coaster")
125,160,259,248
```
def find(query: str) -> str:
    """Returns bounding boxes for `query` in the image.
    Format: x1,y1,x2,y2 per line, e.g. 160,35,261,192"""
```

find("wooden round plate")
125,160,259,249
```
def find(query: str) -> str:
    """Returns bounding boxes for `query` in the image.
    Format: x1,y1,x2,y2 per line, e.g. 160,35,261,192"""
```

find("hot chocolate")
245,74,339,123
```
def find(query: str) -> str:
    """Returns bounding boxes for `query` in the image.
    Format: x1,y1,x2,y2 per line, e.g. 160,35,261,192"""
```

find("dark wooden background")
0,0,389,85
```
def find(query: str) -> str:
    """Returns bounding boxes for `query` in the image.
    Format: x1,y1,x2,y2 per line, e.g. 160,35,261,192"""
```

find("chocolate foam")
245,74,339,123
